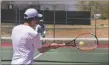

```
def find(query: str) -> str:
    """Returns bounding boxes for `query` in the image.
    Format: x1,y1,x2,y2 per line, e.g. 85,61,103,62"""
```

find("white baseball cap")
24,8,41,19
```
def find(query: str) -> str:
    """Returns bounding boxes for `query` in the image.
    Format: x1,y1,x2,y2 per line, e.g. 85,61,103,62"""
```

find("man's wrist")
42,43,51,48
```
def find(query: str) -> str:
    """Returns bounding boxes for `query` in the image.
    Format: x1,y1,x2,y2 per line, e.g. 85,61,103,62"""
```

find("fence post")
53,4,56,43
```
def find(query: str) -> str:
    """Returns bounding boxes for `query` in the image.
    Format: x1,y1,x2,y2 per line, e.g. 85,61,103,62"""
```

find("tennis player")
35,19,46,44
35,19,46,38
11,8,63,65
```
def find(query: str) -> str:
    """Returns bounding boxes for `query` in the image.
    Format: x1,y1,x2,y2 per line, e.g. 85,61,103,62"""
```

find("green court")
1,44,109,65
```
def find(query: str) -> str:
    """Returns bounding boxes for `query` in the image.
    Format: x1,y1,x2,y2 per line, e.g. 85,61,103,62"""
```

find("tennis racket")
64,33,98,51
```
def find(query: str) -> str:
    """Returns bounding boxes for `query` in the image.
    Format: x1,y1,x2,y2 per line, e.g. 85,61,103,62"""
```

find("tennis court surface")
0,38,109,65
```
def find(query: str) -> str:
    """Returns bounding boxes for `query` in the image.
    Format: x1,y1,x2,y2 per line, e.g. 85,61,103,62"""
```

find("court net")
1,37,108,44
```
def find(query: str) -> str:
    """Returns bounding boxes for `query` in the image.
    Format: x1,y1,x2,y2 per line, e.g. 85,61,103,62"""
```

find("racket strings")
75,34,97,51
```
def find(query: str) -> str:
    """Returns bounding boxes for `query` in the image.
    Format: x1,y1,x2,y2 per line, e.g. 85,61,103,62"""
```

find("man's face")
31,19,38,28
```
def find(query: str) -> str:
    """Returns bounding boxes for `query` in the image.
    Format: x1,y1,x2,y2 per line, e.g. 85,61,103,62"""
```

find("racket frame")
65,33,99,51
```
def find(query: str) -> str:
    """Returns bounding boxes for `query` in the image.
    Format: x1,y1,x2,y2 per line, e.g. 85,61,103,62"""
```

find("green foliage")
78,1,108,20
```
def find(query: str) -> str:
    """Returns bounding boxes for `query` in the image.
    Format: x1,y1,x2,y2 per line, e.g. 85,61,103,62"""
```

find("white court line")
1,37,109,41
34,53,43,59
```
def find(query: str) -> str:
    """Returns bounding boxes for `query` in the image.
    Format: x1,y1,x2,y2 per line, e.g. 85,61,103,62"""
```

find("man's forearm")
37,43,64,53
38,44,51,53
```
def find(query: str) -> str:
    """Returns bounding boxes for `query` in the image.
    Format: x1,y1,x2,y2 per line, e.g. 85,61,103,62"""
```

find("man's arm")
37,44,51,53
30,30,64,53
37,43,64,53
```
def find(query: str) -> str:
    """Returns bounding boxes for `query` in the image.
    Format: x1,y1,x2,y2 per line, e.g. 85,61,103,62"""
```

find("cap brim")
38,14,43,17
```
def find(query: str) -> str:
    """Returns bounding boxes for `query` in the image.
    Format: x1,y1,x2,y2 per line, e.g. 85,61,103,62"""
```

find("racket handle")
65,43,76,47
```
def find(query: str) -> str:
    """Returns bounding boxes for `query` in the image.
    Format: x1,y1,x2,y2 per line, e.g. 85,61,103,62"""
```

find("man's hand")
50,43,65,49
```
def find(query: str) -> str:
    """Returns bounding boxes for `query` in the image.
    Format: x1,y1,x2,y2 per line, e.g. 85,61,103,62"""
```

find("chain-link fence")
1,5,91,24
1,1,109,38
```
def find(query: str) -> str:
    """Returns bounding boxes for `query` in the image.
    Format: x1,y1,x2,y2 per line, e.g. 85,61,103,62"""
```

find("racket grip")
65,43,76,47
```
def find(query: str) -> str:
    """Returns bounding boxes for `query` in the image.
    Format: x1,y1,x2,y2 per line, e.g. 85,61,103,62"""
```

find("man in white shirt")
36,20,46,38
35,20,46,45
11,8,64,65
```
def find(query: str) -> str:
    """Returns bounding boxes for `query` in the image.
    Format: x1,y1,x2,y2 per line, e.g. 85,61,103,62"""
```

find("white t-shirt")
11,25,42,65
